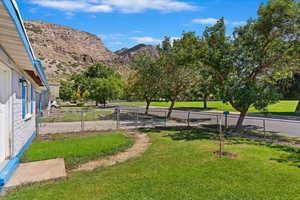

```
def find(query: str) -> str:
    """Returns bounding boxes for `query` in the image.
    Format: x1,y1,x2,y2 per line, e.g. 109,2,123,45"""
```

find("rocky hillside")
116,44,159,64
24,20,159,97
24,20,121,85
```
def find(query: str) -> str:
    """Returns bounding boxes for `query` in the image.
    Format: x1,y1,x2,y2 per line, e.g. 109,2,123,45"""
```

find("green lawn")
116,100,299,114
21,132,133,169
6,128,300,200
42,107,113,123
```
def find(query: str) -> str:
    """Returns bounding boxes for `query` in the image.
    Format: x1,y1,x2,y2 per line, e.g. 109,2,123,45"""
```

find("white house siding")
0,61,12,162
11,71,36,157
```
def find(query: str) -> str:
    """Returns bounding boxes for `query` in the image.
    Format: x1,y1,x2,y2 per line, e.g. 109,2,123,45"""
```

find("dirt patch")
213,151,238,158
71,132,151,172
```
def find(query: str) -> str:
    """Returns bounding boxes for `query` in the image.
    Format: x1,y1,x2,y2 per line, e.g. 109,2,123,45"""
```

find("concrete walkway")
3,158,66,193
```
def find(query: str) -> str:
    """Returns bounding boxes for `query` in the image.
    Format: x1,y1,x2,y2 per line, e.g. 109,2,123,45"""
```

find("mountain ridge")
24,20,158,97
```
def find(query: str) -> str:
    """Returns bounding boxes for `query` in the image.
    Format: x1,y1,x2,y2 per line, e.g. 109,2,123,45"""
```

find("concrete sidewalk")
3,158,66,194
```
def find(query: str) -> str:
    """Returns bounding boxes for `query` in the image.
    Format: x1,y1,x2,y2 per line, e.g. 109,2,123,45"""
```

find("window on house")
21,79,34,119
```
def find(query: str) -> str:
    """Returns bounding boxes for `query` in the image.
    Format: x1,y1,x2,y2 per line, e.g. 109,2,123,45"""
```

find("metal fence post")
218,115,223,158
80,111,84,132
263,119,266,139
165,111,167,127
116,108,120,129
136,111,139,128
187,112,190,127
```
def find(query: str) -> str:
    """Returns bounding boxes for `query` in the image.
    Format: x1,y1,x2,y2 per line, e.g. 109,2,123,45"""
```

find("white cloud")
192,18,218,25
30,0,88,11
29,0,197,13
101,0,197,13
130,36,162,44
85,4,113,12
192,18,246,26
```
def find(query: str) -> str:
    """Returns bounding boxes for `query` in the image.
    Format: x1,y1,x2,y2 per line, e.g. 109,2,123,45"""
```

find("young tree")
159,33,202,118
127,54,162,114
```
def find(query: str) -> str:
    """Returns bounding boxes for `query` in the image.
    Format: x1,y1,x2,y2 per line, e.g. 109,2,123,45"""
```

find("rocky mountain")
24,20,121,85
24,20,159,97
116,44,159,64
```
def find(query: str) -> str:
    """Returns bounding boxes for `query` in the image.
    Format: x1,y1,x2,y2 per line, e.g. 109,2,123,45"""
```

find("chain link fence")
37,107,300,140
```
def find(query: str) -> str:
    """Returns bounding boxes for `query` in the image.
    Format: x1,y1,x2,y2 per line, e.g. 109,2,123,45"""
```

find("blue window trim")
30,85,34,114
1,0,49,90
21,82,26,119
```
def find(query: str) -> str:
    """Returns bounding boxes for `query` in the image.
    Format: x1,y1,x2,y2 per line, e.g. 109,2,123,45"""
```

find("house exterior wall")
0,61,12,163
11,71,36,157
0,0,49,191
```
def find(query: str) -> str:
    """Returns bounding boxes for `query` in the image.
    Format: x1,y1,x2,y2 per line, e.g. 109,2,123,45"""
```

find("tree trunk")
145,100,151,115
167,100,176,119
236,111,247,129
96,101,99,107
203,94,208,109
103,99,106,108
295,100,300,113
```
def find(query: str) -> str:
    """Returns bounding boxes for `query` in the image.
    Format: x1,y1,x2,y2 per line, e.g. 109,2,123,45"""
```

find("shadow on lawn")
174,107,216,112
139,126,300,168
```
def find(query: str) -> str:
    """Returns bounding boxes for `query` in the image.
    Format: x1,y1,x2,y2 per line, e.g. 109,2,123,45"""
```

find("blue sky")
17,0,268,51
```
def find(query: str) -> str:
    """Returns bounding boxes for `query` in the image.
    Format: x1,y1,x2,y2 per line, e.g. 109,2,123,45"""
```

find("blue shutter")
30,85,34,114
22,83,26,119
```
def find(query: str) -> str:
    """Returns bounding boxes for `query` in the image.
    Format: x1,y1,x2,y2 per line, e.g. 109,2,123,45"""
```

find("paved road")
118,105,300,138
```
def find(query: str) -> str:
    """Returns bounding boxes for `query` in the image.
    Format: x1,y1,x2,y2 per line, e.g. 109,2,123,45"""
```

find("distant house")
0,0,49,191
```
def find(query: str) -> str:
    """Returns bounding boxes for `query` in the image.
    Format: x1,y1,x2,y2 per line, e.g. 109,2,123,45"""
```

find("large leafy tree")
85,64,123,107
89,77,123,107
159,33,202,118
59,63,123,106
204,0,299,128
126,54,162,114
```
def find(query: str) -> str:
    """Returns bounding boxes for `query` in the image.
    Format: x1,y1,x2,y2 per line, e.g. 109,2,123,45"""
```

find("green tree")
71,73,90,105
204,0,299,128
188,69,217,109
86,64,123,107
89,77,123,107
278,70,300,112
159,33,202,118
59,80,75,102
126,54,162,114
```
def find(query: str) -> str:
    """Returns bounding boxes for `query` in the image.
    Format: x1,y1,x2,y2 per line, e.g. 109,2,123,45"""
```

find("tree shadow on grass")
174,107,216,112
139,126,300,168
139,126,217,141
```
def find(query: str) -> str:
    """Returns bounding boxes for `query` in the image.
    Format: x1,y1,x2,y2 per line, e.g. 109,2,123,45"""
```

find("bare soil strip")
72,132,151,172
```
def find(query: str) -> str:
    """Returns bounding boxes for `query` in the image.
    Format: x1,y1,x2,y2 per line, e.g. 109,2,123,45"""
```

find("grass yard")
41,107,113,123
21,132,133,169
6,127,300,200
116,100,300,115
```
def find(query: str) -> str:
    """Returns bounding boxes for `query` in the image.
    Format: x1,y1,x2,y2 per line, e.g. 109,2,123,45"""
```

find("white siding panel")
12,71,35,157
